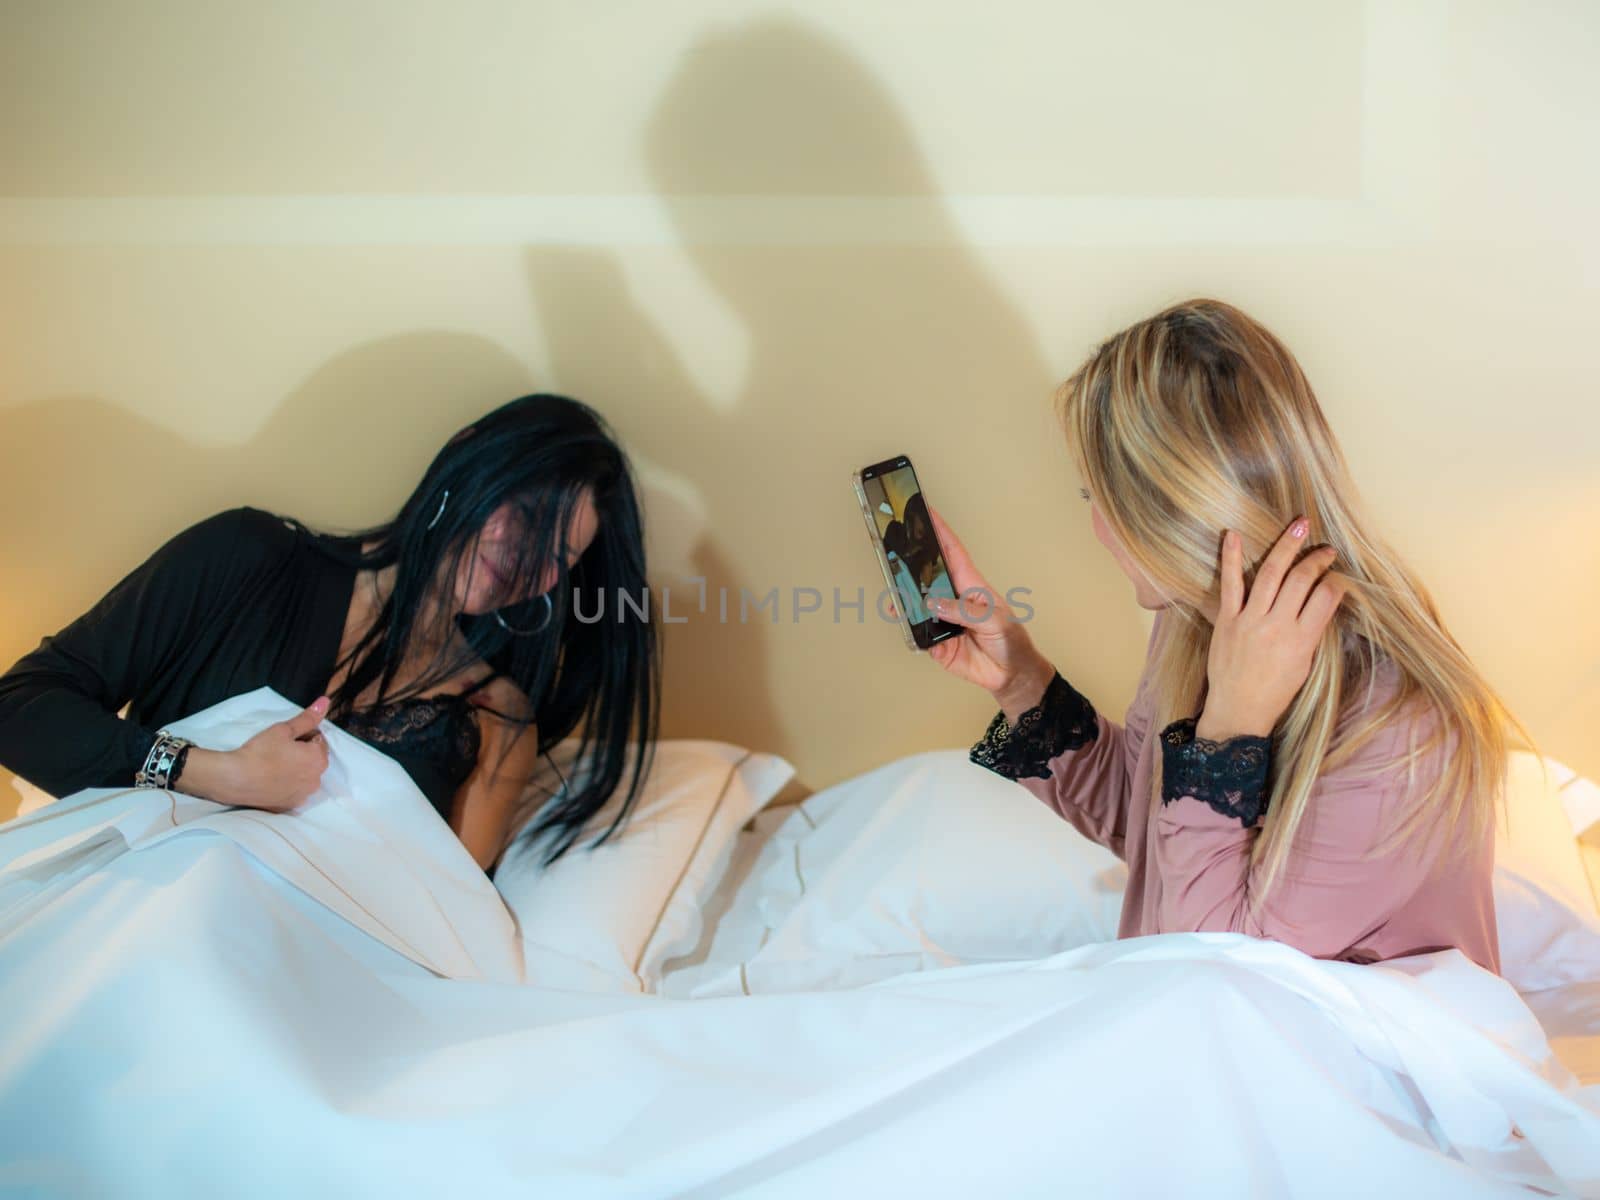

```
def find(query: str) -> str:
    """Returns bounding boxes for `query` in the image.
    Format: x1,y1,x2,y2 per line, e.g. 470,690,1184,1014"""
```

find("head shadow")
521,16,1148,784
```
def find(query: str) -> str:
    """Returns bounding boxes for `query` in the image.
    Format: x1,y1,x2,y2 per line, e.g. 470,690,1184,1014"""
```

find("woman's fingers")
282,696,330,740
924,503,990,595
1297,572,1349,635
885,592,971,673
1217,530,1245,620
1244,516,1310,616
927,588,998,631
1273,545,1338,619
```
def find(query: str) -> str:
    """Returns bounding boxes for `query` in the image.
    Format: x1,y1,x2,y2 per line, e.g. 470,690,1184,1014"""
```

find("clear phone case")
851,467,922,652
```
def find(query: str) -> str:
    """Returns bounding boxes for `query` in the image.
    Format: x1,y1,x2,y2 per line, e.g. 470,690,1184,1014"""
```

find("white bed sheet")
4,697,1600,1197
5,821,1599,1199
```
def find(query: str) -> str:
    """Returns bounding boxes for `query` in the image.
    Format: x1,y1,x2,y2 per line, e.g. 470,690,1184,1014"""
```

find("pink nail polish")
1291,518,1308,538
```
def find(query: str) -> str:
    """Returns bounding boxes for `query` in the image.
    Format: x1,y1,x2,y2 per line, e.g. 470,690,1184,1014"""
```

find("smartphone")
851,454,962,651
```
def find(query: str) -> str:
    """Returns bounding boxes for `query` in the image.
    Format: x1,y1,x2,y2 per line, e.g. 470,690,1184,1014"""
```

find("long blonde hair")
1056,298,1538,907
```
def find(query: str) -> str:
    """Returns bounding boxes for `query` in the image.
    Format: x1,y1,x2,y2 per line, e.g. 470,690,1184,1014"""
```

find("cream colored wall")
2,1,1597,818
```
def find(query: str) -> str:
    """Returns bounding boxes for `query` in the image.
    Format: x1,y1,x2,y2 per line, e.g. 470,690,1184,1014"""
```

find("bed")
2,687,1598,1198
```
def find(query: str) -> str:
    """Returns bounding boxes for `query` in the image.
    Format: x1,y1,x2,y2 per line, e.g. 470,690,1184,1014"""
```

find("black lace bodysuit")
338,676,493,822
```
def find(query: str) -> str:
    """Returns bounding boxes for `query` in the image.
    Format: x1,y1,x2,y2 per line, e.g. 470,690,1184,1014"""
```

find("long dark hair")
306,393,659,865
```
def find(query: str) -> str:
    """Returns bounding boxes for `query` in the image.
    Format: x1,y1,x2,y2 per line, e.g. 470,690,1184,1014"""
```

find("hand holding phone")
911,504,1055,716
851,454,1053,708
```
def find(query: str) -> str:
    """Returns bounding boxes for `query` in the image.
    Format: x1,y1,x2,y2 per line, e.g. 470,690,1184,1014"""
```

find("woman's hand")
896,504,1056,723
179,697,333,811
1196,517,1348,741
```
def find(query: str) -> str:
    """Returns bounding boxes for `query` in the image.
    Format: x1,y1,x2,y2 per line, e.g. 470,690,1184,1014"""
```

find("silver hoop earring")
494,592,554,637
426,489,449,532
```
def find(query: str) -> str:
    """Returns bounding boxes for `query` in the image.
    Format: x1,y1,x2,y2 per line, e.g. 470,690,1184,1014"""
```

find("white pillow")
1493,751,1600,992
493,738,795,993
1560,770,1600,843
711,749,1126,995
681,746,1600,997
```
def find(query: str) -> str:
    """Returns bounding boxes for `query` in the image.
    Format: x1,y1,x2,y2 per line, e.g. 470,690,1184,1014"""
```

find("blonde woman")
922,298,1530,972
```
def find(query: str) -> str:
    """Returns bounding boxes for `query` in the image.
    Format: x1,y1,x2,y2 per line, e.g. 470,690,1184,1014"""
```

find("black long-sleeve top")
0,507,361,800
0,504,497,825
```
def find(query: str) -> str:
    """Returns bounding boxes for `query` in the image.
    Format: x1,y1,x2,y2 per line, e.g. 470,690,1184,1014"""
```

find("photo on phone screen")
857,455,960,649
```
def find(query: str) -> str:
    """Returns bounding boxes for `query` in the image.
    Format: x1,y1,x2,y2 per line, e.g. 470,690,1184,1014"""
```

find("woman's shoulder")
1335,653,1424,735
469,673,537,724
149,506,310,582
168,505,298,547
1321,655,1455,795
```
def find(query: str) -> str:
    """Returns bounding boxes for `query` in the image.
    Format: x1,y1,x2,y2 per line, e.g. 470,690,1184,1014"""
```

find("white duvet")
2,691,1598,1199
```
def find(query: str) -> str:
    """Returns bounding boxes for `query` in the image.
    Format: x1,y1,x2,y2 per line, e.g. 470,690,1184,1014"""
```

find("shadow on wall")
0,331,544,810
1,16,1149,804
0,331,537,609
524,16,1146,774
0,326,763,809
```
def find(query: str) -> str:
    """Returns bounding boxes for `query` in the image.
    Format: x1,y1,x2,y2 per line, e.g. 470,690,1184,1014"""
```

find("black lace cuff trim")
969,671,1098,781
1158,717,1272,827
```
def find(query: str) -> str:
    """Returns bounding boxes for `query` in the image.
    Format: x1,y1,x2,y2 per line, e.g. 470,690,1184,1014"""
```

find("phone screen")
859,455,960,649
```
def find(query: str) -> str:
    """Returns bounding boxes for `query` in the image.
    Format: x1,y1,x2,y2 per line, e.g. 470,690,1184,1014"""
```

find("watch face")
138,732,191,787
